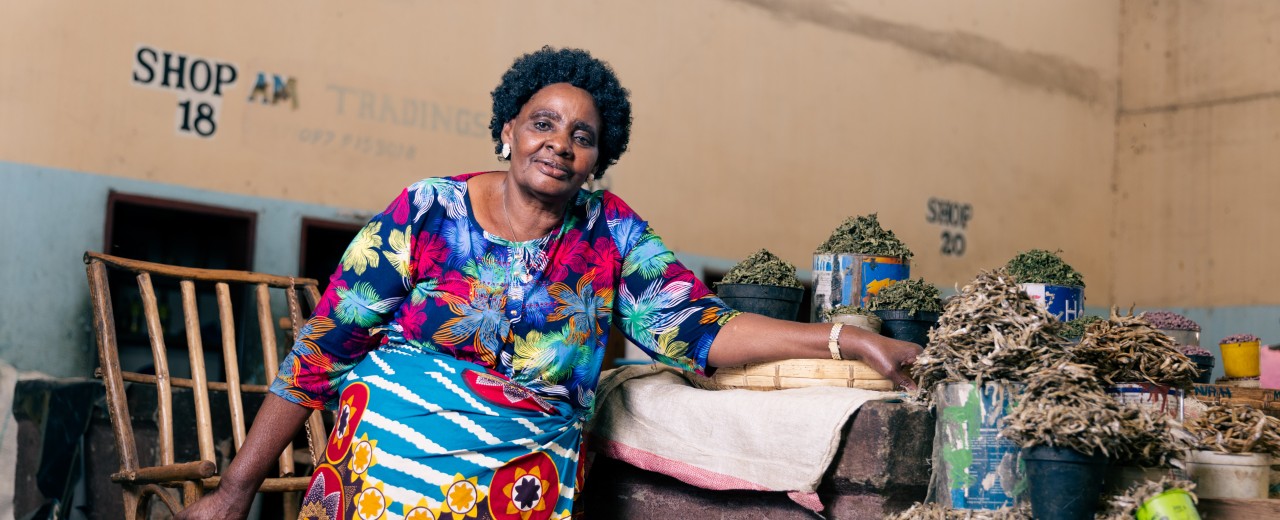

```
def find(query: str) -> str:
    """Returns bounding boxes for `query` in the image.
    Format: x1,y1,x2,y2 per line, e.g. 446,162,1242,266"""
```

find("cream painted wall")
1,1,1120,298
1115,0,1280,307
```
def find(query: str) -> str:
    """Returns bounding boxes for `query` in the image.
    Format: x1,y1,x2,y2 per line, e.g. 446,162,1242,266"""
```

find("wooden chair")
84,251,329,518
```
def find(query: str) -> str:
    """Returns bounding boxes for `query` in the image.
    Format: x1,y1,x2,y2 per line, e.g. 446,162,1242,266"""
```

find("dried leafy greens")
717,249,802,288
868,279,942,316
814,213,914,259
1059,315,1103,340
1004,249,1085,288
825,304,875,318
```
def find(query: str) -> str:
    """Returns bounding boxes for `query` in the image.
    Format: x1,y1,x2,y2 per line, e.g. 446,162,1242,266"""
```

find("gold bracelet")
828,323,844,360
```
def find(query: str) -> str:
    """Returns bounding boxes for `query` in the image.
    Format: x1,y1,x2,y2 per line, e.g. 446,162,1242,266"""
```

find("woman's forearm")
215,393,314,499
706,313,921,389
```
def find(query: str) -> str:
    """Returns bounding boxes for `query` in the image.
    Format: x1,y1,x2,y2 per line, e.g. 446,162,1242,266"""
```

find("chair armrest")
110,460,217,484
201,475,312,492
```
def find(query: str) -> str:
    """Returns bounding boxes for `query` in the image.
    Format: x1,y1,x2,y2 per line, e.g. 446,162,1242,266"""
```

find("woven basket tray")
710,358,895,391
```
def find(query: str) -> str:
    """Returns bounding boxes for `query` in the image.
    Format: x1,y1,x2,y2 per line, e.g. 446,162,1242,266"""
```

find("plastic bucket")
1019,283,1084,322
1186,450,1271,499
1136,489,1201,520
1157,328,1201,347
874,310,939,348
1260,344,1280,390
811,253,910,322
1221,340,1261,378
716,284,804,321
1187,355,1215,384
830,312,882,334
1022,445,1109,520
929,381,1026,509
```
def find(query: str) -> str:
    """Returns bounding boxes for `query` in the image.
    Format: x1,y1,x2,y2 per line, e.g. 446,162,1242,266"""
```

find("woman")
179,47,920,520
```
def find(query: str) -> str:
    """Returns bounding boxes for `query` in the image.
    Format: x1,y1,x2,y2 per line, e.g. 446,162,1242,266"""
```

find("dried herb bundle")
1185,404,1280,457
911,269,1070,397
887,503,1030,520
825,304,874,318
1074,308,1197,389
1004,249,1085,288
1096,479,1197,520
1059,315,1103,340
1001,363,1191,464
717,249,802,288
1141,311,1200,332
868,278,942,316
814,213,914,259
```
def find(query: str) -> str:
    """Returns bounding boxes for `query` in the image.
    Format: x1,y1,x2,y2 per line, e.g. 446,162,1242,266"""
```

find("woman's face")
502,83,602,202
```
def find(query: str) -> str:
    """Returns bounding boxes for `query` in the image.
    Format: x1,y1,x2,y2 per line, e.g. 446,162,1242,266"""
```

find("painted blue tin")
812,253,910,322
1020,283,1084,322
931,381,1027,510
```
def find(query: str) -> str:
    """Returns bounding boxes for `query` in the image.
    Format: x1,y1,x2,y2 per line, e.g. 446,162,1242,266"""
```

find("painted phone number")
297,128,417,160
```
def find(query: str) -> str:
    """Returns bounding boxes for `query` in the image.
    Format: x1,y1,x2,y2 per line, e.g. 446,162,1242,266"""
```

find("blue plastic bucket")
1020,283,1084,322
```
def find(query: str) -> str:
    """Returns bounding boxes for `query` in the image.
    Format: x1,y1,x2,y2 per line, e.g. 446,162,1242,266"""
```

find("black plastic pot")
1023,445,1109,520
1188,354,1215,384
872,310,939,348
716,284,805,321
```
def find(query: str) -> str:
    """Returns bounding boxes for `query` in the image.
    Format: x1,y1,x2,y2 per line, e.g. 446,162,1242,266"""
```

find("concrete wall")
0,163,364,377
1115,0,1280,308
7,0,1278,377
0,0,1130,376
1110,0,1280,378
0,0,1122,284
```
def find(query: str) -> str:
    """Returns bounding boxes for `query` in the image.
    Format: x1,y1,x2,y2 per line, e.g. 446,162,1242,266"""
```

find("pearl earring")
500,143,511,159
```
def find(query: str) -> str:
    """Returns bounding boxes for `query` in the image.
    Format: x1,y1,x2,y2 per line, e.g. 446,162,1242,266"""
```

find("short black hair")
490,46,632,178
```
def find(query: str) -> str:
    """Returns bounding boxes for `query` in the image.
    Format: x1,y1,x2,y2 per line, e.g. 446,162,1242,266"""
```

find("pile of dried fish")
814,213,914,258
886,503,1030,520
1004,249,1085,287
1185,404,1280,457
911,269,1070,396
1074,308,1198,389
1001,363,1191,465
1096,478,1197,520
868,278,943,316
716,249,802,288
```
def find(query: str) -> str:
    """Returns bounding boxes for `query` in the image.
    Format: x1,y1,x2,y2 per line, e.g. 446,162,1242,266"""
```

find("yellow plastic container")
1136,489,1200,520
1221,340,1261,378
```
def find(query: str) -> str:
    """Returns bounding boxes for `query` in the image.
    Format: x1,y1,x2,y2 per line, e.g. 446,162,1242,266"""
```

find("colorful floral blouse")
270,172,740,412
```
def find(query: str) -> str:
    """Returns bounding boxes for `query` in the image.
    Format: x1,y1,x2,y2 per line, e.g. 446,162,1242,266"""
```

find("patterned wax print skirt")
299,343,586,520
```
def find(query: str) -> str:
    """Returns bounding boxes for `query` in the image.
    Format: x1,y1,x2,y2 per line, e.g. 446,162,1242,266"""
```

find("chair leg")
181,480,205,508
121,486,142,520
283,490,300,520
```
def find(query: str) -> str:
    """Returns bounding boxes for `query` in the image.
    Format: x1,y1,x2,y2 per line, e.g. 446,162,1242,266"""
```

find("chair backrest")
84,251,328,514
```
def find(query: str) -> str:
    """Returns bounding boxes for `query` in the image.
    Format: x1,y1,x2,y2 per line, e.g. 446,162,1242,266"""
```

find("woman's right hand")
173,393,314,520
851,334,921,391
175,487,253,520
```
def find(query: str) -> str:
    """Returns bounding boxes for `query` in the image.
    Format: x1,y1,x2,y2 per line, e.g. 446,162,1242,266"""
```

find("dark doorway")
299,218,362,293
103,192,257,377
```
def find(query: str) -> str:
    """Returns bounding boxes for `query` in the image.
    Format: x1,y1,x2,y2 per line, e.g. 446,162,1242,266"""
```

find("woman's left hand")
852,335,922,391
